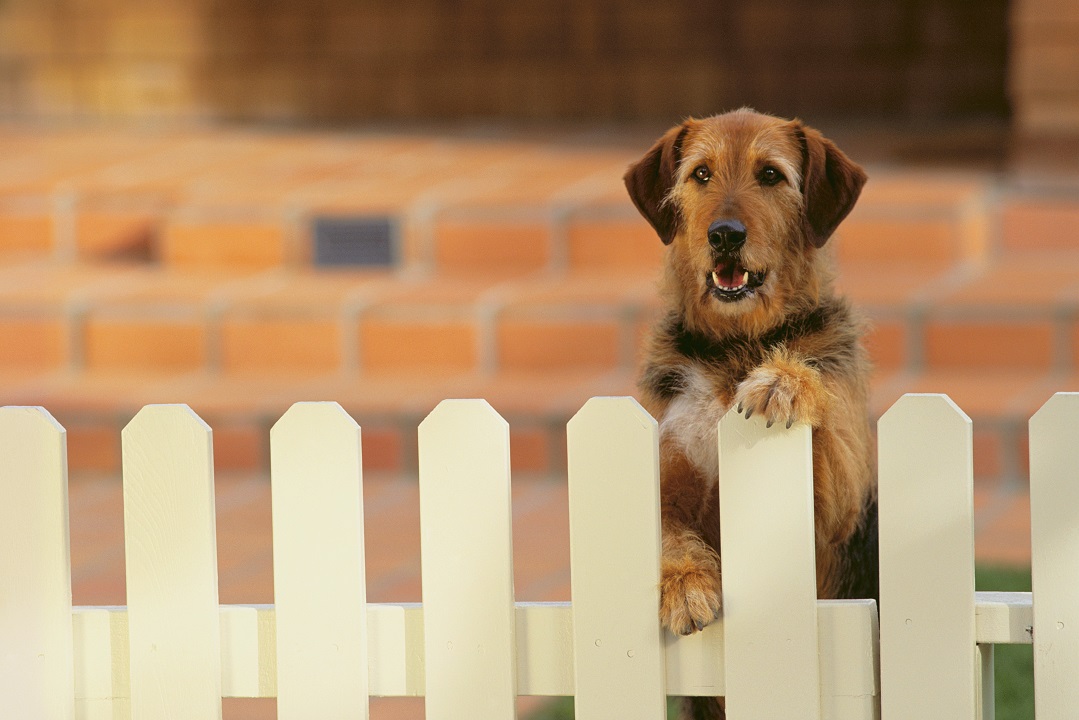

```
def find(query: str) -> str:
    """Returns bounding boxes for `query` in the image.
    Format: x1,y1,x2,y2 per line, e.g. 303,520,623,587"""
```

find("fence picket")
0,407,74,719
122,405,222,719
719,411,820,718
567,397,665,719
418,400,517,719
1030,392,1079,719
271,402,368,719
878,394,976,719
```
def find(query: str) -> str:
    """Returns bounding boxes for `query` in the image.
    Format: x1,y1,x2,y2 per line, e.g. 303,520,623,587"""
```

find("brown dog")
625,109,878,719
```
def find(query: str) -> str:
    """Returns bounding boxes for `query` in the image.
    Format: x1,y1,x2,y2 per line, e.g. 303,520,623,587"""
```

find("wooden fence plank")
271,402,368,719
122,405,222,719
567,397,665,719
719,411,820,719
0,406,74,719
418,400,517,719
1030,392,1079,719
878,394,977,720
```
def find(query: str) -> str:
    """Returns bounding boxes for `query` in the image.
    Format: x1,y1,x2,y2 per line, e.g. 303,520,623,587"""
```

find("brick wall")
1010,0,1079,144
0,0,1011,123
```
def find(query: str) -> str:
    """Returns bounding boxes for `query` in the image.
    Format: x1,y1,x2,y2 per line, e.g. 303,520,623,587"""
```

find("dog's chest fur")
647,302,848,482
658,365,730,482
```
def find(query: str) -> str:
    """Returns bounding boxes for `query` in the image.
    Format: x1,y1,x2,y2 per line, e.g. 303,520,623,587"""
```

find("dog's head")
625,109,866,333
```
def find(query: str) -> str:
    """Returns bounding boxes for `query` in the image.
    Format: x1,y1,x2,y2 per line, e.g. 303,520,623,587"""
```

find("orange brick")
76,212,157,260
360,318,477,373
1002,199,1079,253
161,221,288,270
0,317,67,370
211,423,263,473
510,426,551,474
66,423,121,474
361,425,404,472
864,318,907,371
566,218,663,273
924,319,1056,371
834,217,961,269
221,317,342,375
84,317,206,373
0,214,53,256
498,318,621,372
972,427,1004,484
433,219,550,275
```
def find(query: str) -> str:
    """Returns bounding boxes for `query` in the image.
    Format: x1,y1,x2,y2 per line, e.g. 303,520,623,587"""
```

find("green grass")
527,565,1035,720
527,697,682,719
977,565,1034,720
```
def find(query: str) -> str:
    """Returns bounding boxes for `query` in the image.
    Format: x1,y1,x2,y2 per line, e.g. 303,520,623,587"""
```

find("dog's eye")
693,165,711,184
759,166,784,186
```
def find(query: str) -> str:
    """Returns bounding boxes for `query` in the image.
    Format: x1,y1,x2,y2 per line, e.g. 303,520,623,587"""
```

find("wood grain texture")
122,404,222,720
720,411,820,719
567,397,665,720
271,402,368,719
0,406,74,720
878,394,977,720
1030,392,1079,720
418,400,518,720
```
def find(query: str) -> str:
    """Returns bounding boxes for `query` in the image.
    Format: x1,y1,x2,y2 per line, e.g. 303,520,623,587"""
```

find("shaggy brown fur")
625,109,878,718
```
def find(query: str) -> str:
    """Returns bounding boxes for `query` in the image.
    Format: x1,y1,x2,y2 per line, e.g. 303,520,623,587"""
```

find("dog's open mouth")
707,258,767,301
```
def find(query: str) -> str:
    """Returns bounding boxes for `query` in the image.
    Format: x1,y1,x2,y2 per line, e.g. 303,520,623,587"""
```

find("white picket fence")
3,392,1077,718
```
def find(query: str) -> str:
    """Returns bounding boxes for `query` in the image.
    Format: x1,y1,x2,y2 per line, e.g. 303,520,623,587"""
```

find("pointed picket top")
567,397,665,720
419,397,510,436
124,402,213,441
1030,392,1079,719
272,400,360,436
719,408,818,719
0,407,73,720
878,393,976,720
270,401,369,720
879,392,971,432
567,395,659,436
418,399,517,720
122,404,222,720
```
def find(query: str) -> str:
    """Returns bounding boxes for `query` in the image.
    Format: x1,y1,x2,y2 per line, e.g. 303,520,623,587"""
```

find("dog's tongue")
715,260,747,289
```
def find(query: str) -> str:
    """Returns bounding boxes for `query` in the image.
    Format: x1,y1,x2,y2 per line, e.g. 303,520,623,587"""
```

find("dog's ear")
624,122,692,245
795,123,867,248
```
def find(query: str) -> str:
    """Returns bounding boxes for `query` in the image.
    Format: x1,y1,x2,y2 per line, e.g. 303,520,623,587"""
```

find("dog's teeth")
742,271,749,285
711,271,720,287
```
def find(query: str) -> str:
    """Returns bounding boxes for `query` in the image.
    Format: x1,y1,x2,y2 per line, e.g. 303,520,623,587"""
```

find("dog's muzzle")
705,219,766,301
707,219,746,254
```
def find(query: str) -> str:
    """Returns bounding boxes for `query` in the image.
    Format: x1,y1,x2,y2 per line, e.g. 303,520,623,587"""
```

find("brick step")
845,251,1079,373
0,264,661,377
0,127,1018,275
6,256,1079,384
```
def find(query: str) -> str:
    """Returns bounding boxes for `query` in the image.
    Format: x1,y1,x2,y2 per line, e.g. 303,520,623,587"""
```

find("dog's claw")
736,402,743,414
786,418,794,429
766,418,775,428
744,407,753,419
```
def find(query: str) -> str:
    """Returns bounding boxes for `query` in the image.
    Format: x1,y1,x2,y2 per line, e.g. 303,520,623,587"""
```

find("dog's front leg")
659,444,722,635
733,348,830,429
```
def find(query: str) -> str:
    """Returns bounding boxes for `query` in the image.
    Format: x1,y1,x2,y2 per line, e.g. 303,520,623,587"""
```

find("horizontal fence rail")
0,393,1073,718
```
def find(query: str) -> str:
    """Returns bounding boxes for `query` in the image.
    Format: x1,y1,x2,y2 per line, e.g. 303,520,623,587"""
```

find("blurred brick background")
0,0,1075,549
1,3,1077,716
0,0,1014,121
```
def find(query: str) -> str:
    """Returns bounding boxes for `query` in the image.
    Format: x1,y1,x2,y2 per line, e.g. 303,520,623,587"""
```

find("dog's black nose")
708,219,747,252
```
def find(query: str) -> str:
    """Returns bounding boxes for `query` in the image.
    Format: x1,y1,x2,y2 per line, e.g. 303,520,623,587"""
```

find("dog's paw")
660,545,722,635
733,358,828,429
